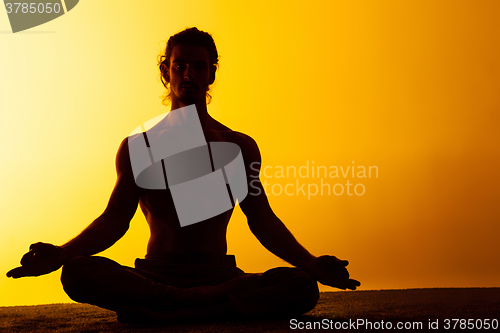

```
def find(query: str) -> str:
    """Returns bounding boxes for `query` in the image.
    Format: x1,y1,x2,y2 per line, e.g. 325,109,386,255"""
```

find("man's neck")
171,100,211,127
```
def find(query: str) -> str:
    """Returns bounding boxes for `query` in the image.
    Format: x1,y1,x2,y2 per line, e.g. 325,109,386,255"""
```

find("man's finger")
339,260,349,267
6,266,32,279
6,268,15,277
346,279,361,290
20,250,35,265
29,242,43,251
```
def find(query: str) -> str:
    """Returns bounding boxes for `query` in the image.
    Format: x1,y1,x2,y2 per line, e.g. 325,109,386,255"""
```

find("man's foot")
209,273,261,296
170,274,261,308
117,302,239,324
170,285,222,308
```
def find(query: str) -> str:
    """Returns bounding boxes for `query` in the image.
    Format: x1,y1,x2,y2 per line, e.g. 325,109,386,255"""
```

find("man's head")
159,27,219,106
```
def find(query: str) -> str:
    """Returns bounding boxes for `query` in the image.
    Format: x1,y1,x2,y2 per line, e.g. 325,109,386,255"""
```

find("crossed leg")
61,256,319,322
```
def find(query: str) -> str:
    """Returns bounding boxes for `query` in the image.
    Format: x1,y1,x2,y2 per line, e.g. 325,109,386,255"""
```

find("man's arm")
7,138,140,278
238,137,315,268
60,137,140,257
238,136,360,290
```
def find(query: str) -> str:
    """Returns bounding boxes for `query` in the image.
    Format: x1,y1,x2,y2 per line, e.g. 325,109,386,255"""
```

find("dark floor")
1,288,499,332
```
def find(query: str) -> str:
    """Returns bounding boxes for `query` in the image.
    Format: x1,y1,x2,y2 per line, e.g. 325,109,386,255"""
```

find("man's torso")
134,118,256,256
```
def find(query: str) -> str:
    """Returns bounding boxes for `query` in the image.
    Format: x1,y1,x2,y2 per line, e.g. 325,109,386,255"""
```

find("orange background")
1,0,499,306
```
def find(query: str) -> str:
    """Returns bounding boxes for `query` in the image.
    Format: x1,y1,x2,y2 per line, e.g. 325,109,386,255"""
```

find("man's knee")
262,267,320,314
60,256,110,303
289,269,320,314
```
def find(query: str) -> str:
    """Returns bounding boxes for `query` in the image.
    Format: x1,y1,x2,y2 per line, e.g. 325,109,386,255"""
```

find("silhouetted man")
7,27,360,323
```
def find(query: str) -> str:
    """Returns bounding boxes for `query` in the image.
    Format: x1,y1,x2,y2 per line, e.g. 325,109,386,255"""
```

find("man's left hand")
303,255,361,290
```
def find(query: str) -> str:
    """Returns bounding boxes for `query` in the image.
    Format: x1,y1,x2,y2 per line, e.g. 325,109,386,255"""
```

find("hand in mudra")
6,242,69,279
305,255,361,290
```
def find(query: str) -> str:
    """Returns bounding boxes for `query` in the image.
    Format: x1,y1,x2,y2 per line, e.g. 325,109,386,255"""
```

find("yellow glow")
1,0,499,306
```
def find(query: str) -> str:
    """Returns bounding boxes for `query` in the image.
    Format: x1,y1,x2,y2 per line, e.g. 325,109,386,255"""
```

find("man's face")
165,44,214,105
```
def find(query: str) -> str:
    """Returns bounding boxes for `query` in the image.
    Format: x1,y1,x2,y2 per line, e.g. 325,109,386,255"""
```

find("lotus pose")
7,27,360,323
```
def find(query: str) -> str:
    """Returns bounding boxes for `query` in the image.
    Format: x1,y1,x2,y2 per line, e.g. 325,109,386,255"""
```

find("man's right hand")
6,242,70,279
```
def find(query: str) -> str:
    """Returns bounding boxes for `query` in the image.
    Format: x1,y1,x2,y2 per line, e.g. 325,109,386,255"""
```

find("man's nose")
183,65,194,81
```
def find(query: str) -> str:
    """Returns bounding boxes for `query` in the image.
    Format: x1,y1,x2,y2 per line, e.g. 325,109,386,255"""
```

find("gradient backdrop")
1,1,499,306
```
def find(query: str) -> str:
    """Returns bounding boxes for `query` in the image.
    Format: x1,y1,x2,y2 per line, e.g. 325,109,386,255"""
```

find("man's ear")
209,65,216,85
161,63,170,83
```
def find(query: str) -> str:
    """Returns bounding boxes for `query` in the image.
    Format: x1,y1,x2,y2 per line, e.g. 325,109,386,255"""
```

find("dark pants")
60,255,319,318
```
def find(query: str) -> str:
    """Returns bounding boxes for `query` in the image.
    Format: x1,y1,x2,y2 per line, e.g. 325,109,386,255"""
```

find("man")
7,28,360,323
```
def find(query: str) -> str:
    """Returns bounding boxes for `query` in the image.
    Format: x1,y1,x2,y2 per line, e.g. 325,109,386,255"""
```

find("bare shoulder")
211,131,261,184
115,135,140,174
214,128,260,162
227,130,258,150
